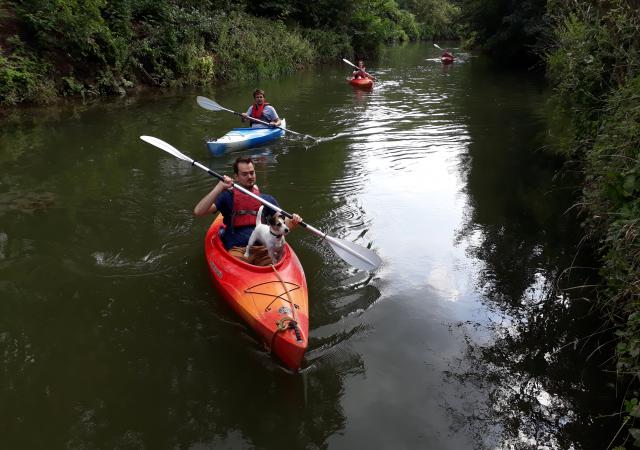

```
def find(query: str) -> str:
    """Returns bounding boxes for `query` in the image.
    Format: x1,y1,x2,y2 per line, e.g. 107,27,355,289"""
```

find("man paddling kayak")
352,60,370,80
241,89,281,129
193,156,302,265
441,51,454,64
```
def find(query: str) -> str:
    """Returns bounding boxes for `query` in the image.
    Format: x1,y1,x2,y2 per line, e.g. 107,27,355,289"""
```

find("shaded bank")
543,2,640,446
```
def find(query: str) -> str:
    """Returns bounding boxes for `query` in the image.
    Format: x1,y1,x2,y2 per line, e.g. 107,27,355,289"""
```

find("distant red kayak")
348,77,374,90
205,214,309,371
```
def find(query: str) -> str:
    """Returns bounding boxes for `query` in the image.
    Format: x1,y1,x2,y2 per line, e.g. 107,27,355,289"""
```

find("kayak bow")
205,214,309,371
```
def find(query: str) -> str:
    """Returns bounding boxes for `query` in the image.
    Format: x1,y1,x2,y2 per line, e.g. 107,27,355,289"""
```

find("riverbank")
544,2,640,444
0,0,461,107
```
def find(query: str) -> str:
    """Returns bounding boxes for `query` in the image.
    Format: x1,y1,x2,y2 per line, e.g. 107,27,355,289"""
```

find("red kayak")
348,77,374,90
205,214,309,371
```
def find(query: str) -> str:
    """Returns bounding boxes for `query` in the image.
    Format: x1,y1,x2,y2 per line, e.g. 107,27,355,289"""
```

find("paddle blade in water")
326,236,382,271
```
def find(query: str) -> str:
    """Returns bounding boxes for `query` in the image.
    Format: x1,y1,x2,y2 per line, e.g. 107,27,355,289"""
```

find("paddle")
433,43,444,51
196,96,318,142
342,58,377,81
139,136,382,271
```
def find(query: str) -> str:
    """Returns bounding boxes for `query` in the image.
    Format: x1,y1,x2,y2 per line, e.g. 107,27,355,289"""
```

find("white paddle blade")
342,58,357,69
326,236,382,271
196,96,224,112
140,136,193,163
433,43,443,50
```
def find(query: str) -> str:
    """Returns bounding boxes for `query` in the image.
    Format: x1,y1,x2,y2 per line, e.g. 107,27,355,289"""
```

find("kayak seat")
229,245,274,266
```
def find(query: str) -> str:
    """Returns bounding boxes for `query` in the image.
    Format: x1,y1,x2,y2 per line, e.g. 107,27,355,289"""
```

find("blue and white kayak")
207,119,286,155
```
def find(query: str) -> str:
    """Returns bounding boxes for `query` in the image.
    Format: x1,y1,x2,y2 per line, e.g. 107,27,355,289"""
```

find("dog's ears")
265,214,276,225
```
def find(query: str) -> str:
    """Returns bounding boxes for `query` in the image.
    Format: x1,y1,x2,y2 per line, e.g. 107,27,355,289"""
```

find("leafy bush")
299,28,353,62
545,1,640,446
209,11,315,80
349,0,416,57
1,0,457,104
0,36,56,105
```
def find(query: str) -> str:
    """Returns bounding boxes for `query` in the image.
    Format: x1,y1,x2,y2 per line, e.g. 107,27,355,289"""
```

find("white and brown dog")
244,205,289,264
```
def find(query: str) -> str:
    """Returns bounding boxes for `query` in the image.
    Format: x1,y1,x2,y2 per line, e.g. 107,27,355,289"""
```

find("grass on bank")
0,0,439,106
545,1,640,446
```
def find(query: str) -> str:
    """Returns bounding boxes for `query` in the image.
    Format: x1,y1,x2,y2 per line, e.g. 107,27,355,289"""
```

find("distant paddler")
241,89,281,129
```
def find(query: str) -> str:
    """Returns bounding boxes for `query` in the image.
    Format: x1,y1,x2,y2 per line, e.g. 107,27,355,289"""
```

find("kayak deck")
207,119,286,155
205,214,309,371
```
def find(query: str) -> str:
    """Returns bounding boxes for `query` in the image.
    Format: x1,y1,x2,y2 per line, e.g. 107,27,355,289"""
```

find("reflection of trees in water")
0,266,354,449
450,77,619,448
305,265,378,372
445,287,618,449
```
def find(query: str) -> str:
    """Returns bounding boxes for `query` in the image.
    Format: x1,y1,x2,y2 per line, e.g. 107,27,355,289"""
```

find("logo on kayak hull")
209,260,222,278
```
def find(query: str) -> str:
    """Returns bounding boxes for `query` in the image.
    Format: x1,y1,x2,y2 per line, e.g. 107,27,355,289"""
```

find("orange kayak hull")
348,77,374,90
205,215,309,371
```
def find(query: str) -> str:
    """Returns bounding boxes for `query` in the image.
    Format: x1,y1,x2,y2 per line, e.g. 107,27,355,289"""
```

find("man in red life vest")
352,60,368,79
193,156,302,264
241,89,281,129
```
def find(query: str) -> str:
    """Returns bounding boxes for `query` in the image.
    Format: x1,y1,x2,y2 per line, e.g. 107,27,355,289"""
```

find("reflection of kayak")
206,119,286,155
348,77,374,89
441,53,454,64
205,214,309,371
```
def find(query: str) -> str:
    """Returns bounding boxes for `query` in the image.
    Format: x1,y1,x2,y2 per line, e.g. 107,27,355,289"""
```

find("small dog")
245,205,289,264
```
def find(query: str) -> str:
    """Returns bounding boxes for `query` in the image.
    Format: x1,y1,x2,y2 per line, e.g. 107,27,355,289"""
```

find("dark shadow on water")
448,59,620,449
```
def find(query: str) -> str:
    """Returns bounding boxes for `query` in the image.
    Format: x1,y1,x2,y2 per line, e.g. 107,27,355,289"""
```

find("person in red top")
352,60,369,79
241,89,281,129
193,156,302,264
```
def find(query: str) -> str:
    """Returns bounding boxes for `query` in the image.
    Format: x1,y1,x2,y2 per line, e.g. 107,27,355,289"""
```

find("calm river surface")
1,43,619,449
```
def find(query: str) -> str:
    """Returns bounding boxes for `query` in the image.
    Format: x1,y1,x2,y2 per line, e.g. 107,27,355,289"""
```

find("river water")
1,43,619,449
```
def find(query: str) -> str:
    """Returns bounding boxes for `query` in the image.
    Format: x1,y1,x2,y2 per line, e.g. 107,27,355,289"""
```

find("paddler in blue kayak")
241,89,282,129
193,156,302,265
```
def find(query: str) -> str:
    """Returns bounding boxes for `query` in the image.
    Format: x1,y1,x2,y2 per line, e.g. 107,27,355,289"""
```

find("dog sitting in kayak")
244,205,289,264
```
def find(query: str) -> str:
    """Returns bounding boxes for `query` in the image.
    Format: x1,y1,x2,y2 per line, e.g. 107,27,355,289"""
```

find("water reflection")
448,60,619,448
0,43,620,449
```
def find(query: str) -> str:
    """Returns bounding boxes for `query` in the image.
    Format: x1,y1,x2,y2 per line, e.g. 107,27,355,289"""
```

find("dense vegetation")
544,1,640,446
0,0,459,106
459,0,548,66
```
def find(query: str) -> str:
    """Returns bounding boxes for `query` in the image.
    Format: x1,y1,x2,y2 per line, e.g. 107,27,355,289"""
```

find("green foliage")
459,0,546,65
290,0,354,30
14,0,116,63
397,0,461,39
299,29,353,62
545,10,614,151
349,0,418,57
545,1,640,446
1,0,456,104
0,36,56,105
211,12,314,80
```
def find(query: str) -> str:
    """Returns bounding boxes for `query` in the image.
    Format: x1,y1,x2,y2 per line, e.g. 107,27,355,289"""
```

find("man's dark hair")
233,156,254,174
253,88,265,98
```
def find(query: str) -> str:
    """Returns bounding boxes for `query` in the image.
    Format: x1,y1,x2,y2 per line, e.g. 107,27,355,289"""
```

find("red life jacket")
250,102,270,121
231,185,261,228
354,67,367,79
